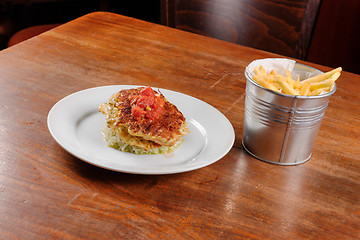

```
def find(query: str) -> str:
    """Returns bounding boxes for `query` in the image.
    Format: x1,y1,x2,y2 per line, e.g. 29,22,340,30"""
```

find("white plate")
47,85,235,174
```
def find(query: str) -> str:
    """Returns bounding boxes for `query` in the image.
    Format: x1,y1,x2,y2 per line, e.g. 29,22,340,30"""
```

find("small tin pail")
242,62,336,165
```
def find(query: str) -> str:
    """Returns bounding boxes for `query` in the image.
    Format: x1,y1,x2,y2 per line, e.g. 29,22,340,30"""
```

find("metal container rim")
244,63,337,99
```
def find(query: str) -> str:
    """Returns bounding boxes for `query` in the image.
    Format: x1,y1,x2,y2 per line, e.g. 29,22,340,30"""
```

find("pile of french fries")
252,65,342,96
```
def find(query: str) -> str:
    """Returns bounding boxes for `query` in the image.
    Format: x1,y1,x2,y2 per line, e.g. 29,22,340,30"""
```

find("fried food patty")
99,87,188,151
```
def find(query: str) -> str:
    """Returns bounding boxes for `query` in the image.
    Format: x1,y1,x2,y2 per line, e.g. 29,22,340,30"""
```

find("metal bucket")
242,63,337,165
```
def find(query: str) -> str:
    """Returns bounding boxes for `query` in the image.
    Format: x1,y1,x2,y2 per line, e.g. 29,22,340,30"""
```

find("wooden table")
0,12,359,239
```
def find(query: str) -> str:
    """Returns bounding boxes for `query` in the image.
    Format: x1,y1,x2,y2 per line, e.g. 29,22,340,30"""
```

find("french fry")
259,65,267,76
251,65,341,96
272,82,282,91
300,83,311,96
309,71,340,91
309,88,325,96
327,71,341,83
301,67,342,84
285,69,294,88
309,79,333,91
254,66,262,77
274,75,298,95
265,83,279,92
253,75,278,92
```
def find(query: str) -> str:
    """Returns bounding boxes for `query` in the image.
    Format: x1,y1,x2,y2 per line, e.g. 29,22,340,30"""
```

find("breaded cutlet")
99,87,188,150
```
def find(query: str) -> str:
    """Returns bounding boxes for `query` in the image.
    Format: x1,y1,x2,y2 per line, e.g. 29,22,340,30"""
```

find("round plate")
47,85,235,174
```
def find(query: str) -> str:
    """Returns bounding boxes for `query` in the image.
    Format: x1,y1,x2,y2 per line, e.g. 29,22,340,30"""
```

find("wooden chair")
161,0,321,60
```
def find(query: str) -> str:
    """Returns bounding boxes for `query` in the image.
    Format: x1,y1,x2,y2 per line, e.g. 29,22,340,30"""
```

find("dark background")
0,0,359,74
0,0,161,49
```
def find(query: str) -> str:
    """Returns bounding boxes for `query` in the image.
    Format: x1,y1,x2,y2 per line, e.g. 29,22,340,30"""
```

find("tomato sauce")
130,87,165,121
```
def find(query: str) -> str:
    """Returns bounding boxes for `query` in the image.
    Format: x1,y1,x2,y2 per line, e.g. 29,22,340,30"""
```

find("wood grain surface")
0,12,359,239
